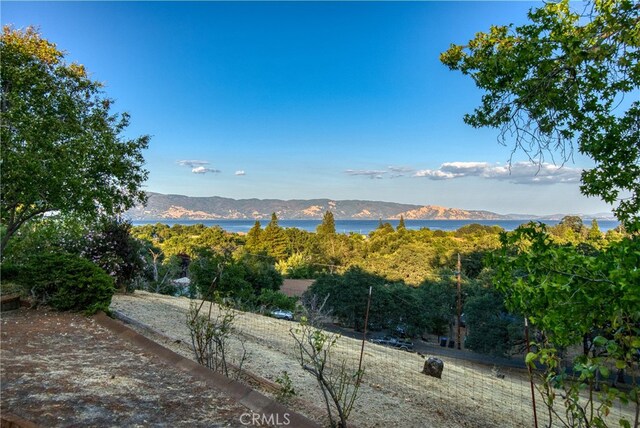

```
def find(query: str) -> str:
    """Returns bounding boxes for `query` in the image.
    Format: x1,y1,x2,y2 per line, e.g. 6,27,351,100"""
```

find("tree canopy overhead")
0,26,149,252
441,0,639,224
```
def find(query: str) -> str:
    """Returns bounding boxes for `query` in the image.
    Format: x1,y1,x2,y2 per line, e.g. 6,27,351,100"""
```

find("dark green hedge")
19,252,115,314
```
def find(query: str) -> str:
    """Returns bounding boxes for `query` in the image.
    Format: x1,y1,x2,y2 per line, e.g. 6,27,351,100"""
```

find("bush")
82,218,145,291
255,289,297,311
1,262,20,283
19,251,115,314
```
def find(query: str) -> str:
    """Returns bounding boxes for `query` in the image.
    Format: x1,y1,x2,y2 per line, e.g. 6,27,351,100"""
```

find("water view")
132,218,620,234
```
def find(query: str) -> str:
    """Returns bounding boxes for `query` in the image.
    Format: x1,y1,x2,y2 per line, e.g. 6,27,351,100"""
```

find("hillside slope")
127,192,510,220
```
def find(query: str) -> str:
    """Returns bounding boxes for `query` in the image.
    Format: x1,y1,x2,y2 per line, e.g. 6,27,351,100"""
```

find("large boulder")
422,357,444,379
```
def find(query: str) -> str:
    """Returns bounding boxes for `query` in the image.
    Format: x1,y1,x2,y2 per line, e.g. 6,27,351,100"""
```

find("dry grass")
111,291,636,428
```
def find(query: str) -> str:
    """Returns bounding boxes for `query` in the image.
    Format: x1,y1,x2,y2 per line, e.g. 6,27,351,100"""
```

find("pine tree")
263,213,289,261
587,219,602,242
267,212,279,229
246,220,263,252
397,215,406,231
317,211,336,237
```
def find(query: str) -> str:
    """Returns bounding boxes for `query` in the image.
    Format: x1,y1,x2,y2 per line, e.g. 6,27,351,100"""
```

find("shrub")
255,289,297,311
1,262,20,283
82,218,145,291
19,251,115,314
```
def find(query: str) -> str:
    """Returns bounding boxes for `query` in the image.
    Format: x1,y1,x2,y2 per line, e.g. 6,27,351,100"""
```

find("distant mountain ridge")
126,192,615,221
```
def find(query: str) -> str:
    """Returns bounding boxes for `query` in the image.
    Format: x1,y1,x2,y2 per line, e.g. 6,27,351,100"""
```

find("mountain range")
126,193,616,221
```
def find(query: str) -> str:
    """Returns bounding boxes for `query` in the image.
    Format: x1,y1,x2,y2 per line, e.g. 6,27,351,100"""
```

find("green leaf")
525,352,537,365
593,336,608,347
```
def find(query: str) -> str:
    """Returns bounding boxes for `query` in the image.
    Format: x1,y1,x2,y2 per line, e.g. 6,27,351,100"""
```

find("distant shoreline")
130,218,620,235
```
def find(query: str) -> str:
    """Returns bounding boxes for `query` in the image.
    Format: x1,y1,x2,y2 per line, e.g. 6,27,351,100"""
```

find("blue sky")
3,1,614,215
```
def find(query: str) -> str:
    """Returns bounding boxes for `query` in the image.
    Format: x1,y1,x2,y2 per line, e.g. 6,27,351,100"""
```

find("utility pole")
456,253,462,350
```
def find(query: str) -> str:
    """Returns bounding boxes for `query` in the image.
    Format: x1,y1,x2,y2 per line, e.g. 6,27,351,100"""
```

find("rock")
422,357,444,379
492,365,505,379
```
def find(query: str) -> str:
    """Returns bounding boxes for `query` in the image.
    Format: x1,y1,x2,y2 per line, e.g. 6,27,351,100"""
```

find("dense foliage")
441,0,640,224
493,224,639,426
0,26,149,253
129,214,625,359
442,1,639,425
17,251,115,314
82,218,145,291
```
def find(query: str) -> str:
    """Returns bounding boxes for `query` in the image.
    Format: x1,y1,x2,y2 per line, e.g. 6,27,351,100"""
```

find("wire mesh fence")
111,290,637,428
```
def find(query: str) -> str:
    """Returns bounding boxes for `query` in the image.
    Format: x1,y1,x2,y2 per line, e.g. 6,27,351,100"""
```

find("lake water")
131,219,620,234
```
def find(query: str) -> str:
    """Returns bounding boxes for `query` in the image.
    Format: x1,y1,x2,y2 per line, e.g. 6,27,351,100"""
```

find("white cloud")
177,159,220,174
414,161,582,184
388,165,415,173
414,169,460,180
177,160,210,168
345,165,417,179
235,170,246,176
192,166,221,174
344,169,387,179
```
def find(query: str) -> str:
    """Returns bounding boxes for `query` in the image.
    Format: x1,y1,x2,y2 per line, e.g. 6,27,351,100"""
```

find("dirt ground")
0,307,250,427
111,291,639,428
110,292,540,428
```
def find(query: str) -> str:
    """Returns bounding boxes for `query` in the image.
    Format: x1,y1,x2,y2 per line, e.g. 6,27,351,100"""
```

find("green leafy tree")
316,211,351,272
0,27,149,252
493,225,639,427
440,1,640,225
237,251,283,294
308,267,389,331
2,215,87,262
418,277,457,339
559,215,586,234
463,280,524,357
189,248,252,301
275,252,313,278
442,4,640,422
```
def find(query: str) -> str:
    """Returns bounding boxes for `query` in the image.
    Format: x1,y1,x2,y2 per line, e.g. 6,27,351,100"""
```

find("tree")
397,215,406,231
559,215,585,234
189,248,253,301
587,218,603,243
317,211,337,237
82,217,145,291
440,1,640,225
442,7,640,421
492,224,639,427
308,267,389,331
237,251,283,294
0,26,149,253
418,277,456,339
463,281,524,357
245,221,264,252
263,213,289,261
